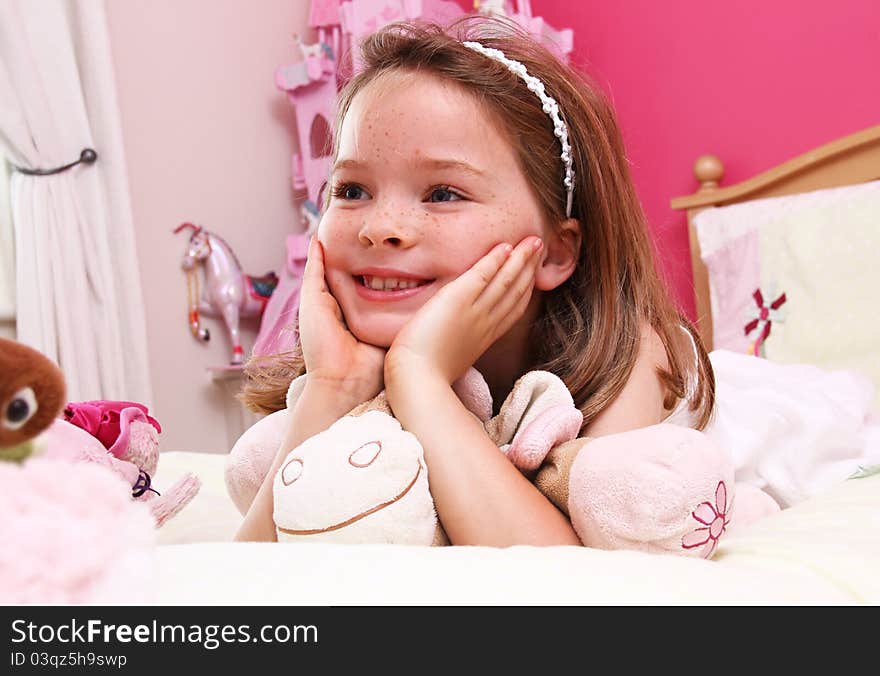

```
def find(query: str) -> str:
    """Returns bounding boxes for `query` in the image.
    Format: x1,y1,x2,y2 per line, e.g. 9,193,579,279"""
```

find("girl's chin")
348,322,402,350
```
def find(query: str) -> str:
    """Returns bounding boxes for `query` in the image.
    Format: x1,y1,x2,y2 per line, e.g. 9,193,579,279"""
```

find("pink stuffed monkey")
44,403,200,528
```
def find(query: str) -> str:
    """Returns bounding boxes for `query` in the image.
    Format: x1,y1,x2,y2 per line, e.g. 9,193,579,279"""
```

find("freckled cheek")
506,204,544,239
318,214,366,264
317,214,355,244
480,214,538,248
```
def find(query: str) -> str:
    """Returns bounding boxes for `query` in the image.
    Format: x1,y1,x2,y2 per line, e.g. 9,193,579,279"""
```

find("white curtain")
0,159,13,330
0,0,151,404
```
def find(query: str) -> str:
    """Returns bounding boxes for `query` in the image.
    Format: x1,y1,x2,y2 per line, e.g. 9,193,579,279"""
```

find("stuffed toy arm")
495,371,779,558
506,410,779,558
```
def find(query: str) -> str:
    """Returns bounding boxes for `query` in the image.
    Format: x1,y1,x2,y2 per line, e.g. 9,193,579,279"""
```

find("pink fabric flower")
681,481,730,559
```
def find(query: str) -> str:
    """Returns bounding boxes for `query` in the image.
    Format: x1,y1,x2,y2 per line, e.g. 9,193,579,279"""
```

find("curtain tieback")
10,148,97,176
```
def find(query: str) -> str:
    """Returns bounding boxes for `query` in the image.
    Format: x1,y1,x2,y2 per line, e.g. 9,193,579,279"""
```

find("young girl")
234,16,714,546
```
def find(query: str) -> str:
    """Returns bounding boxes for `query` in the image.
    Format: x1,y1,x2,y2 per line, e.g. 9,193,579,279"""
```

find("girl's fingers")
478,236,542,311
300,237,346,324
490,266,537,335
301,236,327,295
450,242,514,301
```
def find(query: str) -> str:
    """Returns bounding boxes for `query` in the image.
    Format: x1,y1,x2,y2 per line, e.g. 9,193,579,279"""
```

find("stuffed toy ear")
106,407,153,462
485,370,582,472
505,404,583,473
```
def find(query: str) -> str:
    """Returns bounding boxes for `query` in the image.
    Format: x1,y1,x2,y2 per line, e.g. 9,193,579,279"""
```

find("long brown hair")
241,16,715,431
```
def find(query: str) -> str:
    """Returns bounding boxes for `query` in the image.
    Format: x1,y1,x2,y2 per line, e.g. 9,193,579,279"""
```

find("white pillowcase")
695,179,880,411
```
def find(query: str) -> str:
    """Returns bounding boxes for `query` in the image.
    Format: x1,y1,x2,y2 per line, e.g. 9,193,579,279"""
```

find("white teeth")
362,275,427,291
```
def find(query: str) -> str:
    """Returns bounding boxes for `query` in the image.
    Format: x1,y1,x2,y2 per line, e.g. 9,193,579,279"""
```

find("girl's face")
319,71,551,348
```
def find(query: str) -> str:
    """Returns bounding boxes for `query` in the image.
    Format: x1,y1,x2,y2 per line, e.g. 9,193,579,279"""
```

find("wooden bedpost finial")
694,155,724,190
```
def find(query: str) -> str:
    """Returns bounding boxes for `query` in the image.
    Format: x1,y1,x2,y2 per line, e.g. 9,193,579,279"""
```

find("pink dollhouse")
254,1,572,358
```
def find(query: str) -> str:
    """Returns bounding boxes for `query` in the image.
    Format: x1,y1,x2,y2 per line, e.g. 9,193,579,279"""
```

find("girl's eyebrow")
414,158,488,178
331,157,487,178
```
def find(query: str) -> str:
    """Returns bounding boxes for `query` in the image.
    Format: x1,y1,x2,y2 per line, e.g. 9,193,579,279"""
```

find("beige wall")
107,1,311,453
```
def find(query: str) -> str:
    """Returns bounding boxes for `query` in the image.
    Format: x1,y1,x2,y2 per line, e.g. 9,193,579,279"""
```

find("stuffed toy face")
0,338,66,462
274,410,438,545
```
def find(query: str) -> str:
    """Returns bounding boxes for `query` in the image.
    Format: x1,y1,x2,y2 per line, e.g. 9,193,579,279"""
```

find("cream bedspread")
152,451,880,605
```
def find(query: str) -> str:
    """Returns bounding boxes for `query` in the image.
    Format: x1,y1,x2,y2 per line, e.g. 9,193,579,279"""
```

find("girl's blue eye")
427,187,462,203
332,183,369,200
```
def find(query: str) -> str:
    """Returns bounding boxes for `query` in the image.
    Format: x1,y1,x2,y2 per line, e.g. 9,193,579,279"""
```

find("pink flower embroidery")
681,481,730,559
743,287,787,357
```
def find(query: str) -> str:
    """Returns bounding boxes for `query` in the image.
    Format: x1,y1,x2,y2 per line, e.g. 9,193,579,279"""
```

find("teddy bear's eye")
349,441,381,468
3,387,38,431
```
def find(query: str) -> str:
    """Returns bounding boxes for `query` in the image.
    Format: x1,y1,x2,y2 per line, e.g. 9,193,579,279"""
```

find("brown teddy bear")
0,337,66,462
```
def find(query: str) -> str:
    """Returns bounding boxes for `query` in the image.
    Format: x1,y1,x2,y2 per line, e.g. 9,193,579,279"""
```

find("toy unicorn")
174,222,279,365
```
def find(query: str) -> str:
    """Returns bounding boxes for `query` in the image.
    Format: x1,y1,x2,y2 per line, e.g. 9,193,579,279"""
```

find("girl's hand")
298,237,386,403
386,236,543,385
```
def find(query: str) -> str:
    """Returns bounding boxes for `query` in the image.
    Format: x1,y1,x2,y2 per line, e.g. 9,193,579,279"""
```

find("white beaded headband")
462,40,575,217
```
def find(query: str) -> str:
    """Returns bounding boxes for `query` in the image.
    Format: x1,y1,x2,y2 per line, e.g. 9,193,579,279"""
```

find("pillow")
695,180,880,411
700,228,760,354
757,186,880,410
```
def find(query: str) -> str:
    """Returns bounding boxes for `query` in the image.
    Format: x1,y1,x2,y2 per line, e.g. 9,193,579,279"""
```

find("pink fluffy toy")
0,337,176,603
0,338,156,604
52,400,201,527
0,457,157,603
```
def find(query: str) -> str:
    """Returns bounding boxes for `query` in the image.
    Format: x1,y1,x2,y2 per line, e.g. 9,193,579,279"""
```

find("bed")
151,125,880,605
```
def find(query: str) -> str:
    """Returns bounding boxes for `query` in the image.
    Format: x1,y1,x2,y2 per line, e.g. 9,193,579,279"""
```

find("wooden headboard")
670,124,880,351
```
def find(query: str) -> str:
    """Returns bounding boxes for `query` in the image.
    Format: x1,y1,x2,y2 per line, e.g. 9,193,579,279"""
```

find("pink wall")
534,0,880,318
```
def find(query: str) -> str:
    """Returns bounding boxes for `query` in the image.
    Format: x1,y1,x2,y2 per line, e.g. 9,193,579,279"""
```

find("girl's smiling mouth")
352,267,436,302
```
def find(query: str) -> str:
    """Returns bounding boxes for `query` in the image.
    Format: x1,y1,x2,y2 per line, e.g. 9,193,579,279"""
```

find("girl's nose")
357,212,419,249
